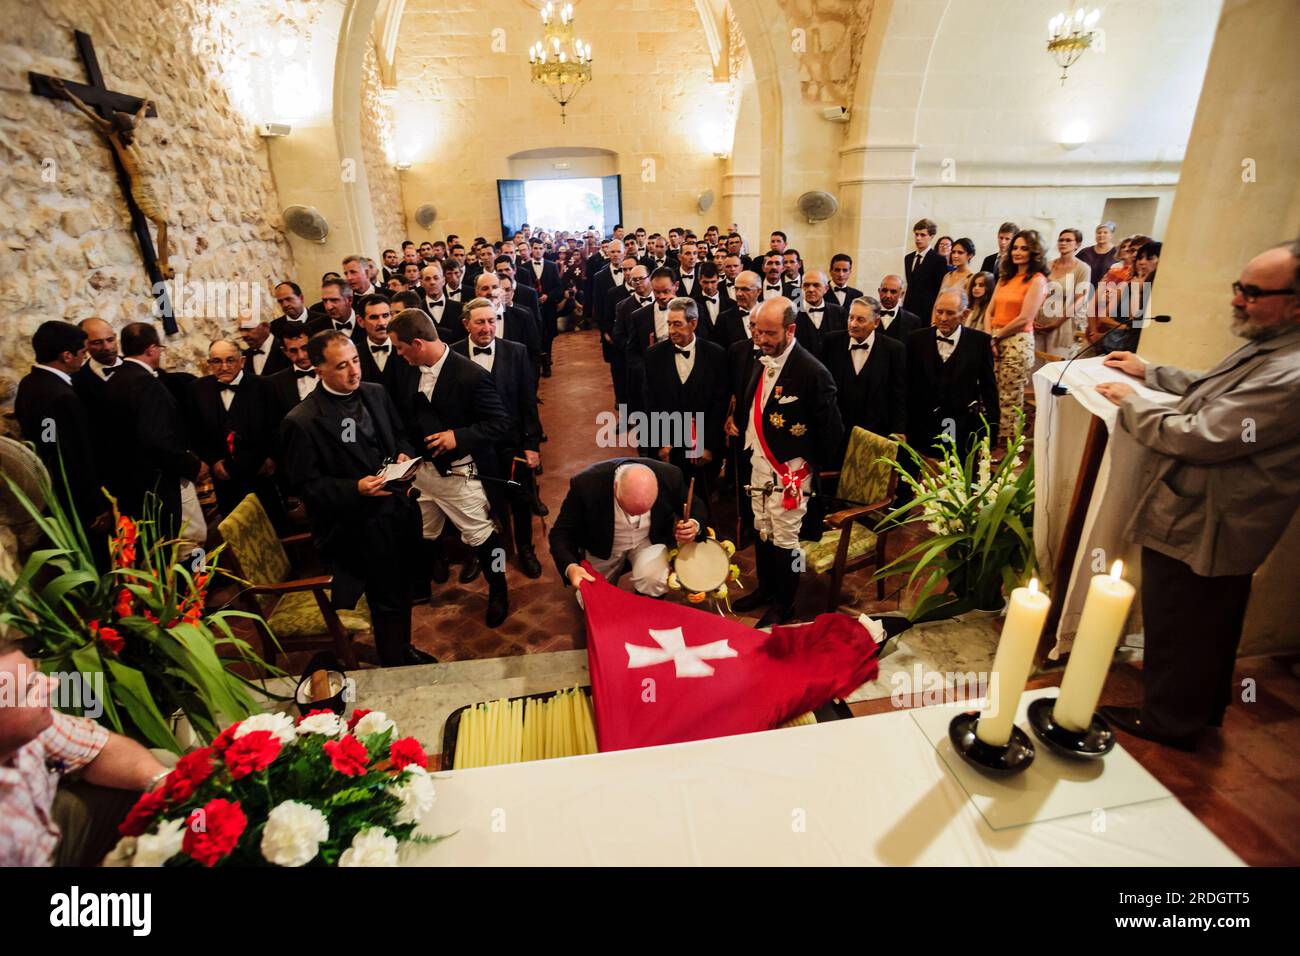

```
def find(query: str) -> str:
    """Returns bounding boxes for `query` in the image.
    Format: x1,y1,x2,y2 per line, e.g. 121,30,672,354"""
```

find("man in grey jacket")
1093,241,1300,750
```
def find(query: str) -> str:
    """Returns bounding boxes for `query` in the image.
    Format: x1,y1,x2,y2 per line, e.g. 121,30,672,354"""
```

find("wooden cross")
30,30,177,334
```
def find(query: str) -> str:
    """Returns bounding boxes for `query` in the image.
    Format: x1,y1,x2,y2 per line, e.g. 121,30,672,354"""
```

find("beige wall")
0,0,297,398
394,0,729,243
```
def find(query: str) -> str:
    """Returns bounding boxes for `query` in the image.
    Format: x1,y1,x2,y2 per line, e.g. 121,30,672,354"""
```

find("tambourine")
666,530,742,608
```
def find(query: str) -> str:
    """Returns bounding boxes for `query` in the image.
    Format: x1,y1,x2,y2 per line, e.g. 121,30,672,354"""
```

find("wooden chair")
799,427,901,612
217,494,365,668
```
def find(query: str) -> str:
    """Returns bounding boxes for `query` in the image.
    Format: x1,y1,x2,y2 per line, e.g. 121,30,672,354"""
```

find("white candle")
976,579,1051,747
1054,560,1137,732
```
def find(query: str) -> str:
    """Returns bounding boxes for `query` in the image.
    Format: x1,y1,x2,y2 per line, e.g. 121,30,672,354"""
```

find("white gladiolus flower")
351,710,396,738
390,764,438,826
261,800,329,867
295,711,344,736
338,827,399,867
133,818,186,867
235,711,297,745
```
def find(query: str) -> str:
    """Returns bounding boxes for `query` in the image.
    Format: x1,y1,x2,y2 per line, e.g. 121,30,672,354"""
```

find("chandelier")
528,2,592,123
1046,5,1101,84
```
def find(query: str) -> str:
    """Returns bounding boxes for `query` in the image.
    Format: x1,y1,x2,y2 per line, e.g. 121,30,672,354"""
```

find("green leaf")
104,658,182,753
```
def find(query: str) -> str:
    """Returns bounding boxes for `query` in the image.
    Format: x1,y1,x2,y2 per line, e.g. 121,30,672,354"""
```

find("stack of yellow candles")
452,687,598,769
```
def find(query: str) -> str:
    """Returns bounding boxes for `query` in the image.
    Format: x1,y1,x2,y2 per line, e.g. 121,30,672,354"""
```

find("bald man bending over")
549,458,709,599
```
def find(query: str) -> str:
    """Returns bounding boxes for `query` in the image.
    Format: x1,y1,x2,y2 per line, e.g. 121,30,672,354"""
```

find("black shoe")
755,604,796,629
1099,706,1199,752
531,494,549,517
486,589,509,627
430,550,450,585
516,548,543,579
541,357,553,378
730,589,770,613
396,646,438,666
459,555,480,584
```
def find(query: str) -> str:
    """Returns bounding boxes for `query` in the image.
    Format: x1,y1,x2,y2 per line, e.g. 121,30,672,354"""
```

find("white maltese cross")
625,626,738,678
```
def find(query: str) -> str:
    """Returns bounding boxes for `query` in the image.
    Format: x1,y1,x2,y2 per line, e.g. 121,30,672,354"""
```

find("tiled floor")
261,328,1297,866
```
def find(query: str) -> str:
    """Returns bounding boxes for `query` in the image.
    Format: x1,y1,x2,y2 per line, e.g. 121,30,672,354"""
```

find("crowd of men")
14,221,1011,662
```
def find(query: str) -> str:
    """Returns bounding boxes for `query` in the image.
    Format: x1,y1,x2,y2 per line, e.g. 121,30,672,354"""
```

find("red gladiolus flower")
389,737,428,770
346,708,372,731
119,788,168,837
323,734,369,776
181,604,202,624
97,626,124,656
115,589,133,619
162,747,215,803
116,514,137,543
143,610,159,625
211,723,240,755
223,730,281,780
182,798,246,867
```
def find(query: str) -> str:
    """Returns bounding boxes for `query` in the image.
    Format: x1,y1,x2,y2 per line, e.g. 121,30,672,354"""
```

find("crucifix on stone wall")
29,30,178,333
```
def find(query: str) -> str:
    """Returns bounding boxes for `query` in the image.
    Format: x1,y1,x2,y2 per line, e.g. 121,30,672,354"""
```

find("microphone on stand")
1050,314,1171,396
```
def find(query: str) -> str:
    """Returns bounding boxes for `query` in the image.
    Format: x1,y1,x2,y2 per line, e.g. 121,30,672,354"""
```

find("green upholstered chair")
800,427,900,612
217,495,366,668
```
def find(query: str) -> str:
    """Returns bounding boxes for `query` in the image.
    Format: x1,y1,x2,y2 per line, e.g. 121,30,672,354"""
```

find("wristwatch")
147,768,172,791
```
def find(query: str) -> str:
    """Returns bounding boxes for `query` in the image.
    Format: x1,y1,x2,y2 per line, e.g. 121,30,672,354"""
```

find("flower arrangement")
0,465,276,752
873,411,1036,622
106,709,449,867
665,529,741,606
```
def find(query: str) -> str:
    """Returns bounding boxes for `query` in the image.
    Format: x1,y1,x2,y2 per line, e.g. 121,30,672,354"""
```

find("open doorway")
498,175,622,238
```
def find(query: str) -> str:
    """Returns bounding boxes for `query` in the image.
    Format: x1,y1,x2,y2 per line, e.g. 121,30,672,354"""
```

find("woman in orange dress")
986,230,1049,441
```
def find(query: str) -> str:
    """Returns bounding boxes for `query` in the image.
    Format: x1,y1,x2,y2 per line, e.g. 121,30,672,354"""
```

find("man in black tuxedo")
343,255,385,316
591,241,627,334
876,274,926,343
674,244,702,298
583,239,610,310
828,254,864,311
279,330,432,667
713,270,760,349
549,458,707,597
758,253,796,303
305,278,359,338
472,272,541,373
625,267,683,424
721,253,744,305
494,255,541,328
14,321,107,534
264,327,317,422
641,297,728,492
905,287,1000,455
728,298,843,627
692,263,727,341
388,309,515,626
903,218,948,323
463,243,496,293
72,317,124,472
237,315,287,376
980,222,1018,277
443,260,467,304
609,260,649,409
822,296,907,458
354,294,413,399
518,238,562,375
103,322,207,541
640,235,671,274
187,339,282,525
415,262,463,341
793,269,846,361
451,300,545,579
271,281,313,342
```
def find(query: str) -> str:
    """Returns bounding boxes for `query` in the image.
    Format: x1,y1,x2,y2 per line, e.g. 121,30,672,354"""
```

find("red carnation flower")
389,737,428,770
162,747,215,802
223,729,281,779
97,626,125,656
118,788,168,837
346,708,373,731
211,722,241,755
323,734,369,776
182,798,246,867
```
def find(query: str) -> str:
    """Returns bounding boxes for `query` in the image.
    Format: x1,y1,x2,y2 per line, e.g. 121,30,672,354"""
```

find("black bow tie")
333,322,352,331
217,381,238,392
244,347,264,356
937,335,955,345
472,346,493,356
427,297,444,308
370,343,389,353
295,368,316,378
638,298,651,307
102,364,120,377
674,348,691,358
739,309,749,317
850,342,870,351
705,296,717,304
808,307,823,314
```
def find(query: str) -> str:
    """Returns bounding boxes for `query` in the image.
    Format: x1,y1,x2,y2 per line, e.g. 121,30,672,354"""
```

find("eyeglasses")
207,357,242,366
1233,282,1296,302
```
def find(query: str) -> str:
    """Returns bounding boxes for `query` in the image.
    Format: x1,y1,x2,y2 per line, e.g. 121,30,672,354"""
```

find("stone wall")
0,0,297,412
360,39,407,249
394,0,731,242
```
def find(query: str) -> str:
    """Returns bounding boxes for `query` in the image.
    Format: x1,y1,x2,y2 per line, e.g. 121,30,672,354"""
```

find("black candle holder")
1027,697,1115,759
947,711,1035,776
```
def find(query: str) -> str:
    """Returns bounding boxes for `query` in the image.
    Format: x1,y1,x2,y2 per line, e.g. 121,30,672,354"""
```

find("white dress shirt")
701,293,720,325
936,324,961,362
805,301,827,329
36,364,73,387
89,357,123,380
469,340,495,373
244,346,269,376
879,306,899,331
744,342,794,454
674,335,696,384
831,285,851,306
425,295,446,323
419,346,471,466
218,371,243,411
294,368,318,401
653,306,670,343
366,338,391,372
849,331,876,375
610,464,652,558
125,357,157,377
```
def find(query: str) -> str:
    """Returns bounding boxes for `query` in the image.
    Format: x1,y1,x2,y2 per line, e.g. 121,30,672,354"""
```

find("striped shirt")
0,711,108,866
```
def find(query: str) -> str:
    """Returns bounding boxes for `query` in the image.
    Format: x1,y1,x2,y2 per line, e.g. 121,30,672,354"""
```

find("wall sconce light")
712,151,729,160
395,161,412,171
1059,120,1088,150
258,123,292,138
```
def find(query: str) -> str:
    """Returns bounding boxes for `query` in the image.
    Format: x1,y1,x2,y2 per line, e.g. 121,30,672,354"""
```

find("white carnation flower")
351,710,396,738
103,836,137,867
390,764,438,826
235,711,297,745
133,817,186,868
295,712,344,736
338,827,399,867
261,800,329,867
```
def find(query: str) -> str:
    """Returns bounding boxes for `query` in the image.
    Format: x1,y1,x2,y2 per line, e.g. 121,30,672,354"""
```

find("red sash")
751,372,809,510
